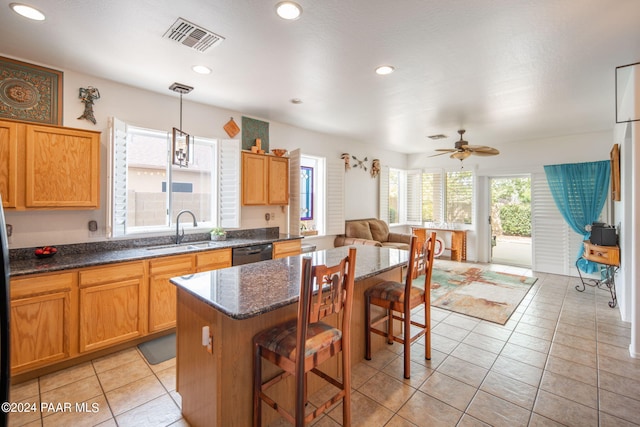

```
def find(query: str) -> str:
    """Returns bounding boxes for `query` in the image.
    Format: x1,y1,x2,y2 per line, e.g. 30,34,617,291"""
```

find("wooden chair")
364,233,436,379
253,248,357,426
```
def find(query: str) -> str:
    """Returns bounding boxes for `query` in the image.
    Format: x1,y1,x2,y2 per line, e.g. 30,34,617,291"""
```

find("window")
382,168,474,226
300,166,313,221
299,155,325,235
108,117,239,237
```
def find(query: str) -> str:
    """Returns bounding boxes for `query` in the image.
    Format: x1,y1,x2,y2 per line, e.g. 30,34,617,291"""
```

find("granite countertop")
170,245,409,320
9,228,302,277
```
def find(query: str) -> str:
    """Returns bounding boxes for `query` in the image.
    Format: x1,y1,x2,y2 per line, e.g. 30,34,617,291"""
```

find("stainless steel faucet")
175,210,198,244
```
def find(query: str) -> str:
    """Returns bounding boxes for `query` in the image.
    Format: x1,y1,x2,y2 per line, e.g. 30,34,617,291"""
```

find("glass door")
489,176,532,267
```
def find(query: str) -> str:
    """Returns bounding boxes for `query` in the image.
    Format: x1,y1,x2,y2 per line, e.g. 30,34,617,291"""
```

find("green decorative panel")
241,116,269,152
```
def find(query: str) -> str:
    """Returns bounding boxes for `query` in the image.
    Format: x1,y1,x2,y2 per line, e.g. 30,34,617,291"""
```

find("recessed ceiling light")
275,1,302,20
192,65,211,75
375,65,395,75
290,98,303,104
9,3,45,20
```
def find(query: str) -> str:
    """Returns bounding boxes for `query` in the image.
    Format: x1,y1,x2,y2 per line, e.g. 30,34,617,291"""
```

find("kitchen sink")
144,241,220,254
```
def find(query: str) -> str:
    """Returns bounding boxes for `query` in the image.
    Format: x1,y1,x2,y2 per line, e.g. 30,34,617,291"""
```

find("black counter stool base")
253,248,357,426
365,233,436,379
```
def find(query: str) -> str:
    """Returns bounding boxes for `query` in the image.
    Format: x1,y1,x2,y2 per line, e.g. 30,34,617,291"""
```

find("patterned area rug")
421,260,538,325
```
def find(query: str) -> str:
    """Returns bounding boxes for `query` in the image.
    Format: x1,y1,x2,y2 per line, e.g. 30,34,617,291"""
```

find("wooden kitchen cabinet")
196,248,232,272
0,120,18,207
148,254,195,333
78,261,146,353
242,151,289,205
9,272,77,375
0,119,100,210
272,239,302,259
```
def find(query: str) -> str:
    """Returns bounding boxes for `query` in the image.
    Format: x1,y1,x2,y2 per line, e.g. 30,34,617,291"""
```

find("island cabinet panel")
25,124,100,208
9,272,77,375
272,239,302,259
78,261,146,353
0,120,18,207
268,156,289,205
148,254,195,333
195,248,231,272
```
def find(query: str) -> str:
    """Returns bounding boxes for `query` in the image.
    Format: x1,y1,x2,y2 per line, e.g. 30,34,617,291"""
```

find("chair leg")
342,337,352,426
425,299,431,360
403,311,411,379
387,309,393,345
365,294,372,360
253,344,262,427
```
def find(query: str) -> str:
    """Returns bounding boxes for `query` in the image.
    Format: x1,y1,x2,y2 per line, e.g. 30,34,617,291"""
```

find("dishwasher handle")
234,244,273,255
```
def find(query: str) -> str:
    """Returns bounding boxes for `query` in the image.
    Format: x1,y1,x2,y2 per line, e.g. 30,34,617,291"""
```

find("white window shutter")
379,165,390,223
406,170,422,224
218,139,240,228
108,117,128,237
288,149,301,236
326,157,345,235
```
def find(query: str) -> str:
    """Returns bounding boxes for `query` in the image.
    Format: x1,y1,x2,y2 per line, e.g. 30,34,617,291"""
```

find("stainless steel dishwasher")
232,244,273,266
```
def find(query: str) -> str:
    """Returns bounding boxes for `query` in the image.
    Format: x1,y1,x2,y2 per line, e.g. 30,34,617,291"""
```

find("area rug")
422,260,538,325
137,333,176,365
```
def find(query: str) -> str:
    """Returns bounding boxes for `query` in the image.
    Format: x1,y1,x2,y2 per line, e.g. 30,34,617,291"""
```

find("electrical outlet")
265,213,271,221
271,212,275,220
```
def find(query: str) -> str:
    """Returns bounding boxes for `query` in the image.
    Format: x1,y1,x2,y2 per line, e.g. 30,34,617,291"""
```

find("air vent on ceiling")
163,18,225,52
427,134,448,140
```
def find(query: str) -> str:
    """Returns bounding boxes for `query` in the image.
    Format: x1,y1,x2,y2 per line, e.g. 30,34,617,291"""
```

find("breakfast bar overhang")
170,246,409,427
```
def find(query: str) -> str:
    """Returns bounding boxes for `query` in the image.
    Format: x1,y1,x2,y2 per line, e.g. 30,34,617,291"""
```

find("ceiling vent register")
163,18,225,52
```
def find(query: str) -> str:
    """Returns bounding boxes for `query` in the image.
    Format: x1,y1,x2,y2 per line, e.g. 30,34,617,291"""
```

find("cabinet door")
268,156,289,205
78,262,145,352
0,120,18,207
10,272,76,374
196,248,232,272
24,125,100,208
242,152,268,205
273,240,302,259
149,255,195,332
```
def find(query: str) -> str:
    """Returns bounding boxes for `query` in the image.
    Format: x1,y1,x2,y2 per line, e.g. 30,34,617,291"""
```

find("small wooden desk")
412,227,467,261
576,241,620,308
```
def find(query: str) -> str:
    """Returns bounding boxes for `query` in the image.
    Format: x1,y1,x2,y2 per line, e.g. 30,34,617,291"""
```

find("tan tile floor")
7,265,640,426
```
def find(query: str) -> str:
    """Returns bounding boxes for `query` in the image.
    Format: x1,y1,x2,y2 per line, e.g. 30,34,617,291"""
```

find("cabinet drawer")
79,261,145,287
584,245,620,266
273,240,302,259
196,248,232,270
149,254,195,275
11,272,75,299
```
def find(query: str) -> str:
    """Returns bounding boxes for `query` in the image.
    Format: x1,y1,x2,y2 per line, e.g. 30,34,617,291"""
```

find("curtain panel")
543,160,610,273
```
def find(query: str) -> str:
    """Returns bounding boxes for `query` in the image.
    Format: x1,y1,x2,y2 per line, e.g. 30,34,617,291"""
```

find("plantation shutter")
288,149,301,235
108,117,128,237
379,166,390,223
406,170,422,224
446,170,474,224
326,157,345,235
422,170,443,223
218,139,240,228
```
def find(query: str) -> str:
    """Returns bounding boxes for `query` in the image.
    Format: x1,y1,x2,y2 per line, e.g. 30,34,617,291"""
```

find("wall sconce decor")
77,86,100,124
370,159,381,178
169,82,194,167
341,153,351,170
352,155,368,171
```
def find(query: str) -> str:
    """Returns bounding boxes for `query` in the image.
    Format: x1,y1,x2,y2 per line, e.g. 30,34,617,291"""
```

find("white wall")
4,65,406,249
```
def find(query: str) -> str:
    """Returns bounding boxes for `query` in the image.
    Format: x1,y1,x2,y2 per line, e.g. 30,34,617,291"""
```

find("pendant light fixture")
169,82,194,168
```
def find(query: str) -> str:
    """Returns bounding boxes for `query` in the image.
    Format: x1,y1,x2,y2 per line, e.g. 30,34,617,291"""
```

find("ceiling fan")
429,129,499,161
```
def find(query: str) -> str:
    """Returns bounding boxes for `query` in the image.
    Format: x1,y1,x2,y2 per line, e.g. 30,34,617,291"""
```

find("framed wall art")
0,56,63,125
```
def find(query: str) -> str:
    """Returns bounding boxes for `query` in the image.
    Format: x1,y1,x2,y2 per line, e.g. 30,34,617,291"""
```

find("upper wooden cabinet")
0,119,100,209
242,151,289,206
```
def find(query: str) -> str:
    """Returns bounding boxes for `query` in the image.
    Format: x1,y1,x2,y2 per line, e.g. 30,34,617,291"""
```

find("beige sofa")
334,218,411,250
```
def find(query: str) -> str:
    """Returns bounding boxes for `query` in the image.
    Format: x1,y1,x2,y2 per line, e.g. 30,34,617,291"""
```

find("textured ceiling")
1,0,639,153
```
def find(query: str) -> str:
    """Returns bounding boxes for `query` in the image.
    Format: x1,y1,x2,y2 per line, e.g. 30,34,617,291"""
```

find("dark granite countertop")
170,245,409,320
9,228,302,277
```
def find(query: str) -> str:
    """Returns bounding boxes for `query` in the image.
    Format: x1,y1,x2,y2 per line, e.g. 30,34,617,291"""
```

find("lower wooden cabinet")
273,239,302,259
148,254,195,333
196,248,232,272
78,261,146,353
9,272,77,375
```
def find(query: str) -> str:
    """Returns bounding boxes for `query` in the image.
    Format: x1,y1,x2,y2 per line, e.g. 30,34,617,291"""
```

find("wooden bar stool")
253,248,357,426
364,233,436,379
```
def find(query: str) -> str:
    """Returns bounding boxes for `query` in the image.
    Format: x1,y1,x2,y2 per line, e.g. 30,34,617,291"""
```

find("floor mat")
137,333,176,365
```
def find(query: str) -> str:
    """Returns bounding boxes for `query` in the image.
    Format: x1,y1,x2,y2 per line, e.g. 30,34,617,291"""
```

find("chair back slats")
309,256,349,323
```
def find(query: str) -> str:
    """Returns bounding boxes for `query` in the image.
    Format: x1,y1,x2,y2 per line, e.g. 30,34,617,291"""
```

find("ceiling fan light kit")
430,129,499,161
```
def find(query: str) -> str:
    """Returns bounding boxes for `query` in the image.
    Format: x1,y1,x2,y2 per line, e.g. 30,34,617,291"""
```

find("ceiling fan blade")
434,148,456,152
428,151,454,158
466,145,500,156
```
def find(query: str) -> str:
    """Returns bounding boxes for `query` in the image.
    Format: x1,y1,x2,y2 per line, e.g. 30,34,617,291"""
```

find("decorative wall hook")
77,86,100,124
352,155,368,171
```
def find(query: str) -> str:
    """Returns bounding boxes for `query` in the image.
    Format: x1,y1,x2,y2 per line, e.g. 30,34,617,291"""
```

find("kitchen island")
170,245,409,427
